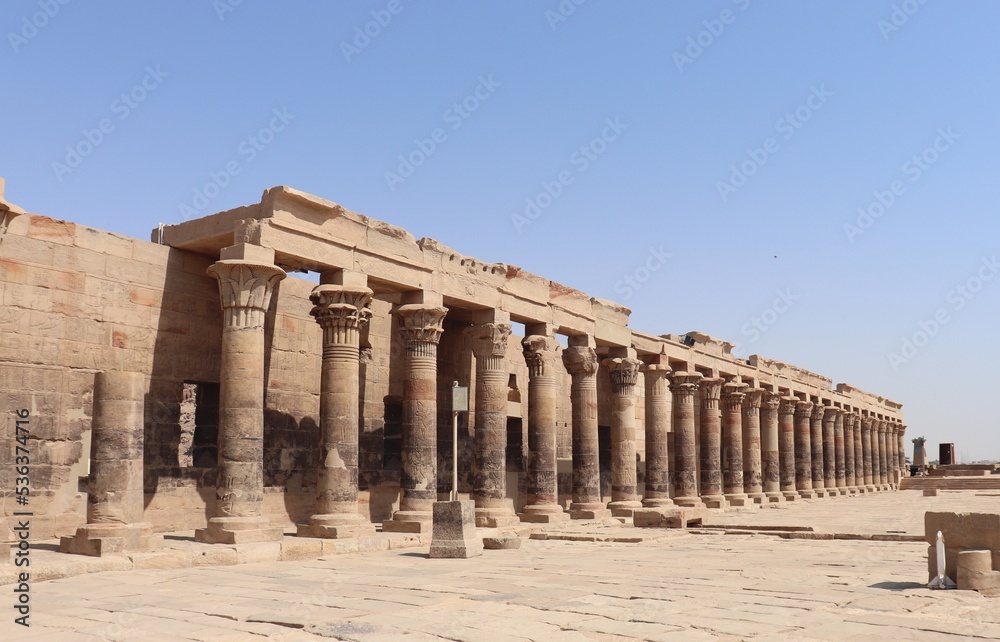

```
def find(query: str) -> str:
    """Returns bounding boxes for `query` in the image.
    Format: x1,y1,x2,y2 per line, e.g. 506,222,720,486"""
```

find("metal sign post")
451,381,468,502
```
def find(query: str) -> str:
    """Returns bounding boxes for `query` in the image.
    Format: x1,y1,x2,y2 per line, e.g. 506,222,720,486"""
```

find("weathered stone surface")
429,500,483,558
482,536,521,550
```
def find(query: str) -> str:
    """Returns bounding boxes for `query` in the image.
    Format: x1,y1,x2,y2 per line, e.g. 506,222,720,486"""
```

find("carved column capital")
700,378,723,410
721,379,748,411
812,403,827,420
309,284,373,343
795,400,814,418
396,303,447,355
844,413,856,429
668,371,703,400
861,416,873,430
562,344,599,377
779,396,799,417
522,334,561,378
824,406,841,421
207,260,286,329
471,322,511,359
743,388,765,412
604,357,642,397
762,391,781,412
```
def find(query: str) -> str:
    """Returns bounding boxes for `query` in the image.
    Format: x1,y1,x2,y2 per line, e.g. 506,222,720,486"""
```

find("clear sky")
3,1,998,461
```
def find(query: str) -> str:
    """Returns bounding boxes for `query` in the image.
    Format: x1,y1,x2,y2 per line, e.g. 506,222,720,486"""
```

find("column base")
764,492,785,504
782,491,799,502
673,496,706,508
195,517,283,545
296,513,375,539
747,493,767,505
382,510,433,534
845,486,859,495
569,501,613,520
475,507,521,529
812,488,828,498
60,522,163,557
724,493,750,507
607,500,643,518
797,490,817,499
641,497,675,509
865,485,877,493
518,504,570,524
701,495,727,509
429,500,482,559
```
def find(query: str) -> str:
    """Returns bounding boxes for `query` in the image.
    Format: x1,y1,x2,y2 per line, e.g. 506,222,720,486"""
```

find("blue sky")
3,1,998,460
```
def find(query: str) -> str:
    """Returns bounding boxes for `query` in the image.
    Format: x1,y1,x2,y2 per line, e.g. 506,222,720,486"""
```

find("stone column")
760,392,783,503
472,319,520,528
823,406,838,496
297,276,375,539
898,424,908,479
871,418,883,492
605,353,643,516
384,297,447,533
853,413,865,493
699,378,725,508
519,332,569,523
795,400,816,499
721,379,749,507
810,403,827,498
742,388,766,504
563,336,609,519
670,371,703,507
196,245,285,544
779,397,798,501
861,415,875,492
641,356,673,508
843,412,857,493
61,371,163,556
878,420,890,490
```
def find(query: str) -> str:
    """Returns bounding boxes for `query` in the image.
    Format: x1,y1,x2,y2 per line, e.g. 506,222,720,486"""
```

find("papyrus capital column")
563,336,609,519
861,415,876,492
642,355,673,508
61,371,163,556
811,402,828,498
779,397,799,501
852,412,865,492
519,331,569,523
197,245,286,544
605,353,643,516
760,392,783,502
721,378,749,506
824,406,841,496
742,388,766,504
670,371,704,507
897,424,908,479
471,319,518,527
298,274,375,539
699,377,725,508
843,412,858,493
794,400,816,499
877,420,890,489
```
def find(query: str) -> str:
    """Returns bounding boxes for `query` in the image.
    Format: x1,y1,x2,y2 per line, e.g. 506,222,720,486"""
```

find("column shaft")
670,371,703,507
742,389,765,503
760,393,783,502
519,334,568,522
722,379,748,506
853,413,865,492
699,378,725,508
823,407,837,495
642,363,673,508
878,421,889,489
795,401,815,498
862,416,875,491
844,413,857,492
564,340,607,519
779,397,798,500
811,404,826,497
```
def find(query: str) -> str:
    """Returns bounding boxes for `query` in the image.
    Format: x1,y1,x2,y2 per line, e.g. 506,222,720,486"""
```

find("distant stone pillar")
606,354,643,516
670,371,704,507
853,413,865,492
519,333,569,523
795,400,816,499
810,403,827,498
642,357,673,508
721,379,749,507
297,278,375,539
779,397,799,501
699,378,725,508
760,392,783,503
564,337,609,519
823,407,839,496
878,420,890,489
861,416,875,492
197,247,285,544
61,371,163,556
472,321,519,528
843,412,857,493
384,299,447,533
742,388,765,504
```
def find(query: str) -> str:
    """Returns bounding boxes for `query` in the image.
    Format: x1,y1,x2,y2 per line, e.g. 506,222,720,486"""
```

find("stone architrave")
861,415,876,492
760,392,783,503
61,371,163,556
642,355,673,508
742,388,766,504
825,407,842,496
779,397,799,501
843,412,858,493
196,247,286,544
472,321,519,528
297,279,376,539
795,400,816,499
699,378,726,509
384,299,448,533
810,403,827,498
721,378,749,507
605,354,643,516
853,413,866,493
669,371,704,507
519,333,569,523
563,336,610,519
